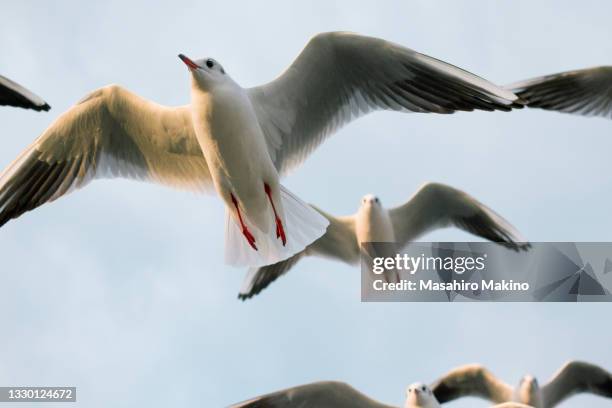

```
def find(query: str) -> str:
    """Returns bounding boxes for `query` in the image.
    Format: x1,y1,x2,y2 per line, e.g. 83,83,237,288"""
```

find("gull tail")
225,185,328,267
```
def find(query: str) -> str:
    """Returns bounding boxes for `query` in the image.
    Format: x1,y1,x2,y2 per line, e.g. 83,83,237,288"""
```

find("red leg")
231,193,257,251
264,183,286,246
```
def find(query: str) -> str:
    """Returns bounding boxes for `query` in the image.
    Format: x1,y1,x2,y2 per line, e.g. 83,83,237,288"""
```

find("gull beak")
178,54,199,70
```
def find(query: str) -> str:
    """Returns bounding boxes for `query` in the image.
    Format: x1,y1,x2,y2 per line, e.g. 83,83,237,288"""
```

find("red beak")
178,54,199,70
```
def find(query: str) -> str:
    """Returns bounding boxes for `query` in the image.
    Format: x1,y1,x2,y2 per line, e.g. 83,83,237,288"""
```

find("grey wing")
238,208,358,300
0,75,50,111
509,66,612,119
388,183,530,251
541,361,612,407
0,85,212,228
248,31,522,174
431,364,514,404
229,381,395,408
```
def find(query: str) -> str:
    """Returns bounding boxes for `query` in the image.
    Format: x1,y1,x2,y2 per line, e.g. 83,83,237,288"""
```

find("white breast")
192,83,277,199
355,205,395,243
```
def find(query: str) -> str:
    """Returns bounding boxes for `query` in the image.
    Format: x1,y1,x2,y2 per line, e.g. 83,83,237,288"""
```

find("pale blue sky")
1,1,611,407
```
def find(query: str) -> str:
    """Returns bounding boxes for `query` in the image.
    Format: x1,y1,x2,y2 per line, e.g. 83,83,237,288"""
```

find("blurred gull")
239,182,529,299
431,361,612,407
0,32,521,267
229,380,533,408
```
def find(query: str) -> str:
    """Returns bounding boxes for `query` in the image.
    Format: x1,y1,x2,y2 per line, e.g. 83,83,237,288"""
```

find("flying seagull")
229,380,534,408
509,66,612,119
0,32,521,267
0,75,50,111
238,182,529,299
431,361,612,407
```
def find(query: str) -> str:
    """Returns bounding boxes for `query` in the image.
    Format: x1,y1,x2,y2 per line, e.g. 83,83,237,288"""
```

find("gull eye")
206,59,214,68
375,197,379,203
422,386,426,391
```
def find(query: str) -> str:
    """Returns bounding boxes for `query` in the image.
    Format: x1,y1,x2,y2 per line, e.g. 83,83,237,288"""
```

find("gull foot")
231,193,257,251
264,183,287,247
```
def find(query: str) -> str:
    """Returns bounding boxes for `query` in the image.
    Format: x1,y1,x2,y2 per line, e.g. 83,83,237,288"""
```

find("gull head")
516,375,541,404
360,194,382,209
178,54,229,90
405,383,436,408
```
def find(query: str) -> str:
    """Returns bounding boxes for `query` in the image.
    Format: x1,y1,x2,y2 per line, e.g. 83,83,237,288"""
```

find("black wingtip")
237,293,252,301
0,215,11,229
505,242,532,252
511,98,527,109
0,101,51,111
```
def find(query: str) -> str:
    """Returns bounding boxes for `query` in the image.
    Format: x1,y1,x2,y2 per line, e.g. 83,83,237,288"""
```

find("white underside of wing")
0,85,214,228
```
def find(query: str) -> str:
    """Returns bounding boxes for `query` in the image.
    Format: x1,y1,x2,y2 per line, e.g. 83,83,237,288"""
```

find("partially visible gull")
239,182,529,299
229,381,534,408
432,361,612,407
0,75,50,111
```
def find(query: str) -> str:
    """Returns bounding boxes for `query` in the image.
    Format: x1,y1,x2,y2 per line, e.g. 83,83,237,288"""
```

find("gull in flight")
0,75,50,111
509,66,612,119
229,380,534,408
431,361,612,407
239,182,529,299
0,32,521,267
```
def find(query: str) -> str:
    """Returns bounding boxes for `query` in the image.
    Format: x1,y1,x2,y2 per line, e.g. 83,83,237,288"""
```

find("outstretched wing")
0,74,51,111
389,183,530,251
229,381,395,408
431,364,514,404
542,361,612,407
0,85,211,227
238,207,357,300
509,66,612,119
248,31,522,174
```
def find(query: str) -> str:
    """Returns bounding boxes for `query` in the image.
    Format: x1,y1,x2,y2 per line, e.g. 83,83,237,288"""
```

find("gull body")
356,194,396,243
239,182,530,299
187,57,279,234
431,361,612,408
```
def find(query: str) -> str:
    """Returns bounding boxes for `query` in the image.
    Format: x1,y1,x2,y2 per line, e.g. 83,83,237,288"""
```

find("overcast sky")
1,1,612,407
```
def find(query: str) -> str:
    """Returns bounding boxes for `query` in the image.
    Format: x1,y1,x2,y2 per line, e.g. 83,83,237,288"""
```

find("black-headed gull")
0,32,521,267
239,182,529,299
432,361,612,407
229,380,534,408
0,75,50,111
509,66,612,119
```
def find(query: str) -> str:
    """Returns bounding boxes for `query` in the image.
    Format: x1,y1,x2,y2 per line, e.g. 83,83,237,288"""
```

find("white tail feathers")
224,185,329,267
